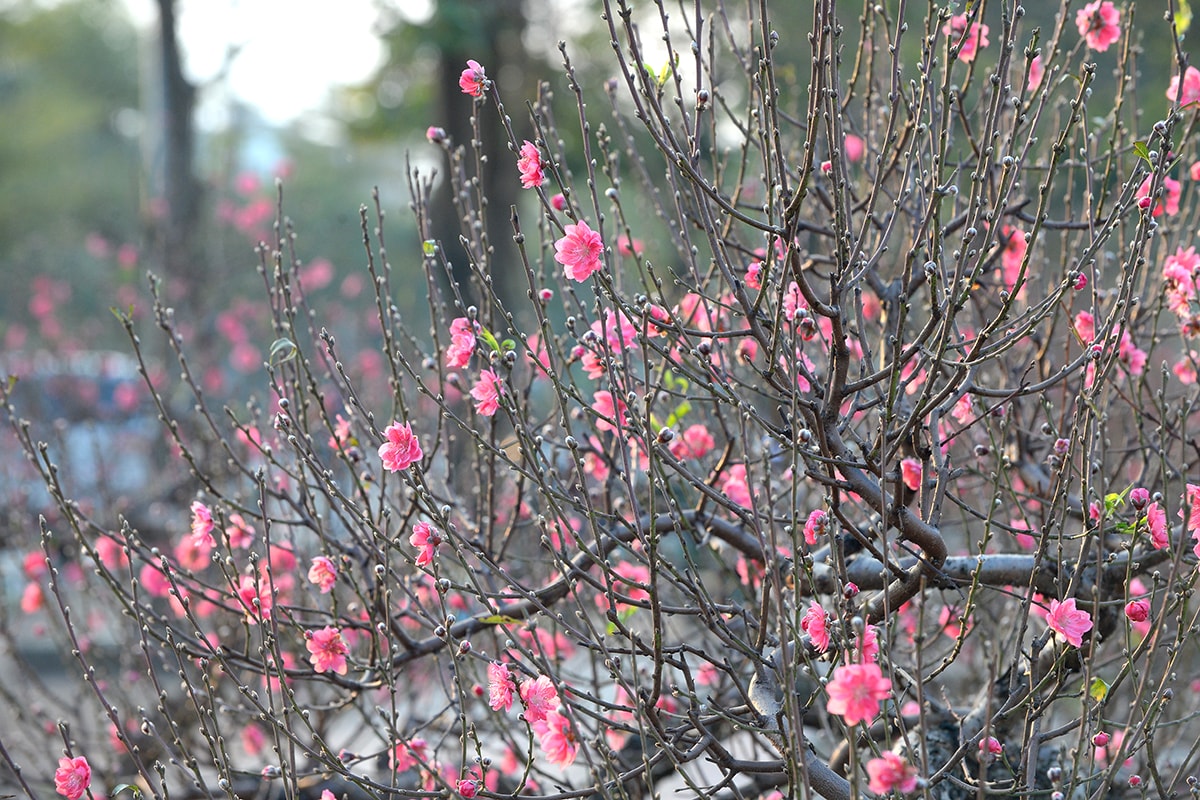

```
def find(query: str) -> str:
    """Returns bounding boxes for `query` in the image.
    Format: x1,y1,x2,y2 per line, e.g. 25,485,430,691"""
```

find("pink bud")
1128,775,1141,787
426,127,447,143
1138,195,1153,210
843,582,859,598
1130,487,1150,510
551,193,567,211
979,736,1003,755
1073,272,1088,290
820,160,832,174
1124,600,1150,623
539,288,554,302
1092,731,1110,748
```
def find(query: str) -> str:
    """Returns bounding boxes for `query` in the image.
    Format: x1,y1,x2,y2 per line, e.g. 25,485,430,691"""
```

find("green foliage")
0,0,141,343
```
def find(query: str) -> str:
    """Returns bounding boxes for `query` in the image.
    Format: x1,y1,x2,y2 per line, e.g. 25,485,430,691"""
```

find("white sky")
121,0,428,125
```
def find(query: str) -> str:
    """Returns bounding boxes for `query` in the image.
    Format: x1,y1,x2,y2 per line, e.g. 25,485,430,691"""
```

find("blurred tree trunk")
153,0,203,295
430,0,529,313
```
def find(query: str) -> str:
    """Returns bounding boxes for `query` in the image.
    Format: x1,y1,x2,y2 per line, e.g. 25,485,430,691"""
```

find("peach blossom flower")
225,513,255,549
900,458,923,492
844,134,865,162
668,424,715,460
54,756,91,800
1136,176,1181,217
866,752,918,794
721,464,753,507
1146,502,1168,550
517,140,545,188
1169,66,1200,105
308,556,338,593
1125,599,1150,623
1028,54,1045,91
943,14,990,62
379,421,423,472
801,601,831,653
445,317,477,369
999,225,1027,290
488,661,516,712
520,675,560,725
555,220,604,281
237,574,273,620
20,581,43,614
855,624,880,662
470,368,504,417
536,709,577,767
306,626,349,675
410,522,440,567
803,509,829,545
459,60,486,97
1046,597,1093,647
826,663,891,726
190,500,215,548
591,390,627,434
1076,1,1121,51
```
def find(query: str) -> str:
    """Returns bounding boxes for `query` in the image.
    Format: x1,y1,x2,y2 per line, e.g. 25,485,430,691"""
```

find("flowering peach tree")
6,1,1200,799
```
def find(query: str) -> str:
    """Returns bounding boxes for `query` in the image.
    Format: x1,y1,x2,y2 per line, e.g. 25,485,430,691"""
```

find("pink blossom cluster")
487,665,578,767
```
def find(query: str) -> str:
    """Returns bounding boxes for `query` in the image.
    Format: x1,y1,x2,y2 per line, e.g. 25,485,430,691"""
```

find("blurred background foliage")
0,0,1191,359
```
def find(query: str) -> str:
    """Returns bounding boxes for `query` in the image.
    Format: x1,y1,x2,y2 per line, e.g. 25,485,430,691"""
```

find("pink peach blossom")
1146,502,1168,550
803,509,829,545
668,424,715,460
225,513,255,549
943,14,990,63
306,626,349,675
190,500,215,548
1125,599,1150,623
379,421,423,472
536,709,577,767
866,752,918,794
517,140,545,188
591,390,627,434
1028,55,1045,91
488,661,516,712
826,662,891,726
855,624,880,662
999,225,1027,290
520,675,560,724
1136,176,1181,217
1046,597,1093,647
554,220,605,281
900,457,923,492
54,756,91,800
1169,66,1200,106
410,521,440,567
721,464,753,507
445,317,477,369
470,368,504,416
459,60,486,97
308,556,338,593
1075,1,1121,51
801,601,831,653
237,574,273,620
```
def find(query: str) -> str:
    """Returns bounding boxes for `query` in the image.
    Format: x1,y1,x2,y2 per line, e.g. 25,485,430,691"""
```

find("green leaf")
1133,141,1152,166
1088,677,1109,703
1178,0,1193,35
422,240,437,256
501,339,516,352
112,784,142,800
268,337,297,365
477,614,522,625
478,327,501,353
1103,492,1123,516
663,400,692,429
